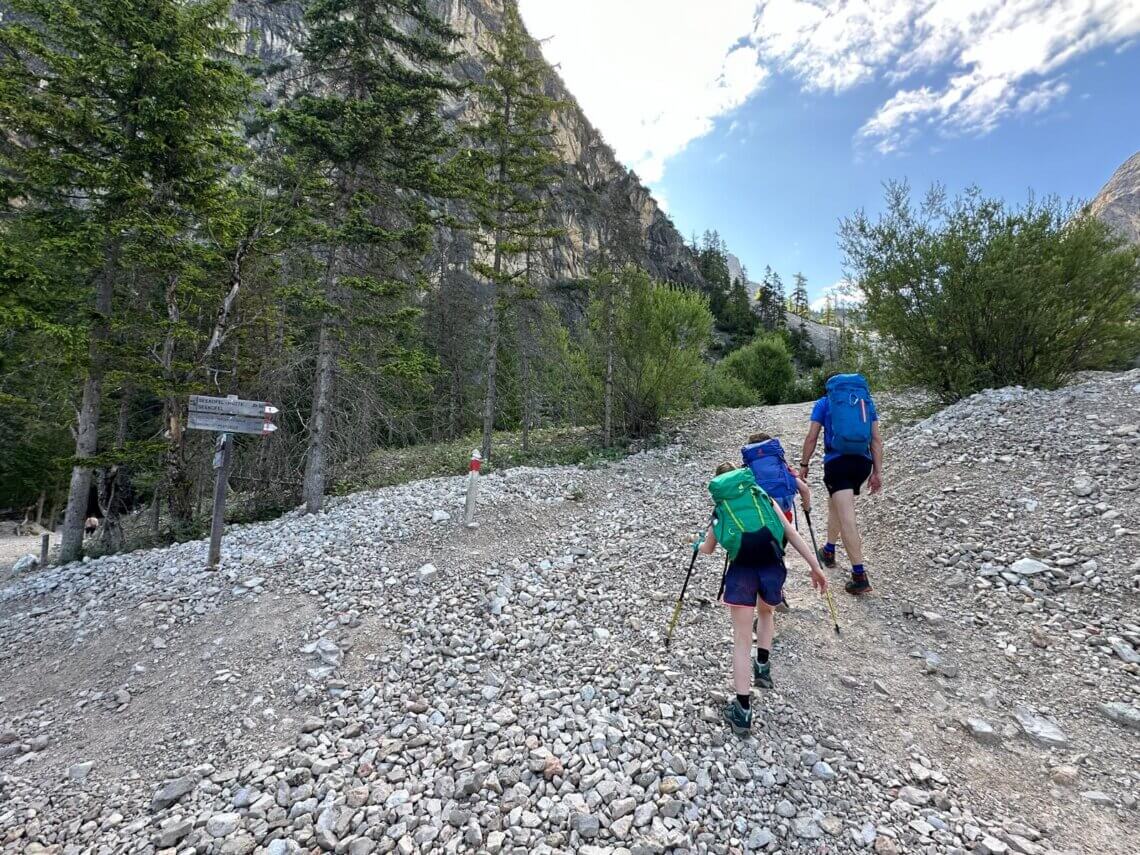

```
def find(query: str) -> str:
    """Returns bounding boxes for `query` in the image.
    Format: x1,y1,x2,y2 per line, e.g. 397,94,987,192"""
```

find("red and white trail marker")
464,449,483,528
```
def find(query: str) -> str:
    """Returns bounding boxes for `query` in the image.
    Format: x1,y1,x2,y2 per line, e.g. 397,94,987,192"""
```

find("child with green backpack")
698,463,829,734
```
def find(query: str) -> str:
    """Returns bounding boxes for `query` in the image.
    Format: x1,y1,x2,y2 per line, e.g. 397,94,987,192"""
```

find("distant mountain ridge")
1089,151,1140,246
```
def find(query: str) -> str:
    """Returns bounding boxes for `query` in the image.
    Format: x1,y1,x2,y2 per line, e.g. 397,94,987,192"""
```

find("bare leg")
831,488,863,566
731,607,753,695
755,602,775,653
826,494,840,546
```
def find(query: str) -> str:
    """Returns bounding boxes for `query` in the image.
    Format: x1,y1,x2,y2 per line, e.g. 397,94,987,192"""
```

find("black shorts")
823,455,873,496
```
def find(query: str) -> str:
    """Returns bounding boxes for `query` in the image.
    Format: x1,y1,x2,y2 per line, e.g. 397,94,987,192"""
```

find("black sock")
736,693,751,709
756,648,770,665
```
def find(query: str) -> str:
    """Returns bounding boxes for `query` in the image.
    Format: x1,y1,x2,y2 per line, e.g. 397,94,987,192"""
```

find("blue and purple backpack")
741,438,798,514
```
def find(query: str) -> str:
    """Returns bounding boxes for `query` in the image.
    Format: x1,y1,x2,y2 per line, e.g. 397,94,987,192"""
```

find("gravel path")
1,372,1137,854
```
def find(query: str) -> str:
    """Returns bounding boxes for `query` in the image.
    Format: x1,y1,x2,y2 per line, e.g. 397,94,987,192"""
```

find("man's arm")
868,421,884,494
800,422,822,478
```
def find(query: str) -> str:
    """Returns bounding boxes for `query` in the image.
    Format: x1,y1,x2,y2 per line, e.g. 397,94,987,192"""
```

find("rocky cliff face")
232,0,703,288
1089,151,1140,246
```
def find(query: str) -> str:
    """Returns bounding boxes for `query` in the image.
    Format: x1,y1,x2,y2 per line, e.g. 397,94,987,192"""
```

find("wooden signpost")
187,395,279,569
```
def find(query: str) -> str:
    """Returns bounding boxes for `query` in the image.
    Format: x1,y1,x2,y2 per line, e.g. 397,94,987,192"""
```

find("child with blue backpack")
799,373,883,595
698,463,828,734
743,432,811,522
742,433,810,611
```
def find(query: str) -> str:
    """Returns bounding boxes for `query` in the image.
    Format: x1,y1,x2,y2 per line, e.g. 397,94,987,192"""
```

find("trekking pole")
664,515,713,650
804,506,841,636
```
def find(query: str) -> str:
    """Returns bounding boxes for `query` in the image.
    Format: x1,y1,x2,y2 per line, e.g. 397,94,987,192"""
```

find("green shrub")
584,266,714,438
702,365,756,407
841,182,1140,402
719,334,795,405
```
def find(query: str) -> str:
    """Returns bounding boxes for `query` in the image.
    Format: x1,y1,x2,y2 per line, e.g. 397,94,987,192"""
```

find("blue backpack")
826,374,873,456
742,439,798,513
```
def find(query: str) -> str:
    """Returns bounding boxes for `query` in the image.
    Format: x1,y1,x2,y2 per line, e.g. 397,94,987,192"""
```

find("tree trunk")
98,390,132,552
60,253,117,563
520,335,531,453
46,486,60,532
603,281,615,448
480,286,499,463
303,311,337,514
34,491,45,527
303,172,352,515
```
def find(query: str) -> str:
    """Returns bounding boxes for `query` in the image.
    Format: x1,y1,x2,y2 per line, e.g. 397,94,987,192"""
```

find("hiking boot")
753,660,773,689
845,573,872,596
722,698,752,734
817,547,837,569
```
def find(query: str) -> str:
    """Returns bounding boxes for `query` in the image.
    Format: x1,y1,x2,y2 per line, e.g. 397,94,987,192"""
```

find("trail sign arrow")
188,412,277,435
190,395,278,419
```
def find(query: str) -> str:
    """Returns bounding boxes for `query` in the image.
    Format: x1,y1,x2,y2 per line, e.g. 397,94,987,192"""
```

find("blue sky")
519,1,1140,305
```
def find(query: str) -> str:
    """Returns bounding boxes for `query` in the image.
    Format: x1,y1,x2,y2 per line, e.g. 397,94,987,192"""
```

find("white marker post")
464,449,482,528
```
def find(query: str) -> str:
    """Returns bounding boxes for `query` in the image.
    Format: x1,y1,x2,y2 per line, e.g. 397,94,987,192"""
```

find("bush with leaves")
842,182,1139,402
718,334,795,405
583,267,713,438
701,365,756,408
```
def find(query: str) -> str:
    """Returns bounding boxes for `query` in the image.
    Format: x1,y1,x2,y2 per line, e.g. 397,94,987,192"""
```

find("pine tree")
275,0,460,512
791,272,810,319
698,231,732,322
0,0,252,560
770,271,787,329
463,0,564,463
725,277,756,339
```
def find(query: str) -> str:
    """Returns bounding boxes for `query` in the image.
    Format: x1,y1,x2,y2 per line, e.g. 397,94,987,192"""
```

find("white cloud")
810,279,864,312
751,0,1140,153
518,2,1140,176
519,1,765,183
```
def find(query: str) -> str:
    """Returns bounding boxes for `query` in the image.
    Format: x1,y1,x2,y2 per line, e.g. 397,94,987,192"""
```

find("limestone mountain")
232,0,703,289
1089,151,1140,245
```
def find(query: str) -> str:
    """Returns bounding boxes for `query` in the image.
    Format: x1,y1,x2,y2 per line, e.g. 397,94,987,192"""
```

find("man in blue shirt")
798,376,883,595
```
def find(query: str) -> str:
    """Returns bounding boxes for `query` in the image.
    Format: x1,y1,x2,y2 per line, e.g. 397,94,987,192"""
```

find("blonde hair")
714,462,736,476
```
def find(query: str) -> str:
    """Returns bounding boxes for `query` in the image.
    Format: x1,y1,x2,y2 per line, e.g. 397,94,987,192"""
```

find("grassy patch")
334,425,631,494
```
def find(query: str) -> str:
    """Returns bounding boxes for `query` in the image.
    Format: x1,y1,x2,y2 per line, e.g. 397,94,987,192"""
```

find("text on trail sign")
188,412,278,436
190,395,279,419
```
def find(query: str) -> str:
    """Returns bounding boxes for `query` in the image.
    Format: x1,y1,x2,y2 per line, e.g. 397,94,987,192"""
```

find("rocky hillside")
2,370,1136,853
232,0,702,289
725,252,843,357
1089,151,1140,245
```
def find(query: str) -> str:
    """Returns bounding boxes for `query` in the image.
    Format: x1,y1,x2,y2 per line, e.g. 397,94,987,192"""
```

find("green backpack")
708,468,787,561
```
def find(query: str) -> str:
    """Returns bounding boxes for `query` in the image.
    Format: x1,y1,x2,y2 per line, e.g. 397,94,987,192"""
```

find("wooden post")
40,533,49,567
206,432,233,569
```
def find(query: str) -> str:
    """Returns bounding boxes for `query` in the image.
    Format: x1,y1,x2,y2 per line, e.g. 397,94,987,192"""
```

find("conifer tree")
769,270,787,329
698,231,732,321
791,272,811,319
0,0,252,559
463,0,564,463
275,0,460,512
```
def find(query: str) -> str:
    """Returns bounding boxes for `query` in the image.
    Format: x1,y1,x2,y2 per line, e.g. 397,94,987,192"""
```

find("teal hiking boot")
723,698,752,734
753,660,773,689
817,546,837,569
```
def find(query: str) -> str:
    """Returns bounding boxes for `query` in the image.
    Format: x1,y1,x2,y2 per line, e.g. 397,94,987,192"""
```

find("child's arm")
773,498,828,593
697,526,717,555
795,476,812,510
